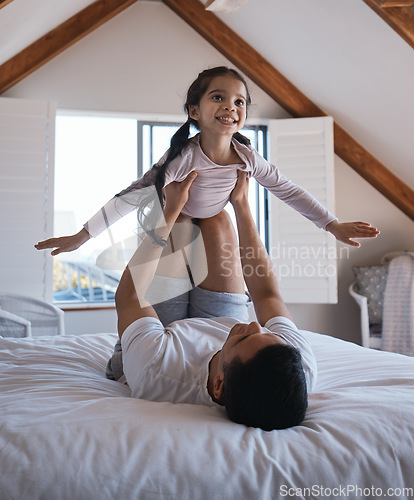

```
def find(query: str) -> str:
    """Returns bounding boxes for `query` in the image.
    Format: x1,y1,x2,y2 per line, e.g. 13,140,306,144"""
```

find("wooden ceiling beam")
363,0,414,49
0,0,140,93
0,0,15,10
163,0,414,220
377,0,414,7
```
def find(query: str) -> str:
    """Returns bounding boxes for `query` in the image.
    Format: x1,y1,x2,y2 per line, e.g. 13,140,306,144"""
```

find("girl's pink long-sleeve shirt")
84,134,336,238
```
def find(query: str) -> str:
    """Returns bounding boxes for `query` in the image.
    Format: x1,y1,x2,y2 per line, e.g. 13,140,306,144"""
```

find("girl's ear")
188,105,199,121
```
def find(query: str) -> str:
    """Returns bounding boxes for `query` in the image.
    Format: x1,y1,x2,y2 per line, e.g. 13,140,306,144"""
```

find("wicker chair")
0,309,32,338
0,293,65,338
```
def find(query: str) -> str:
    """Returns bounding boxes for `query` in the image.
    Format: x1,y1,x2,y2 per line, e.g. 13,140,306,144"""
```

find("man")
114,170,317,430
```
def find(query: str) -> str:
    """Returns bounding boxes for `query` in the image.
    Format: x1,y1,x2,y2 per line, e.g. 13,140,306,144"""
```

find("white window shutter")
268,117,337,303
0,97,56,301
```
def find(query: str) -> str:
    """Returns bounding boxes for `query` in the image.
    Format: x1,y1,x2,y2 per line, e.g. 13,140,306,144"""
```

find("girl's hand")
326,220,380,247
230,170,249,206
163,171,197,220
34,228,91,256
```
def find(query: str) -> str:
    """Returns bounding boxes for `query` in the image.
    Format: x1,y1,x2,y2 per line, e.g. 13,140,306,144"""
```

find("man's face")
217,321,286,369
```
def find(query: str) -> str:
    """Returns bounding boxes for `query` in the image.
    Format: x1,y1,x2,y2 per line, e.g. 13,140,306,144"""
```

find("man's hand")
34,228,91,256
230,170,292,324
116,171,197,337
230,170,250,207
163,171,197,223
325,220,379,247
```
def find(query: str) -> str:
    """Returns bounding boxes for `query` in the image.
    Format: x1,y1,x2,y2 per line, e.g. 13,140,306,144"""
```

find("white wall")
3,0,413,341
63,308,117,336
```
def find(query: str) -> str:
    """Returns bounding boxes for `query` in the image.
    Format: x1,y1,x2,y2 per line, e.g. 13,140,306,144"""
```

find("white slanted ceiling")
268,116,337,304
0,97,55,301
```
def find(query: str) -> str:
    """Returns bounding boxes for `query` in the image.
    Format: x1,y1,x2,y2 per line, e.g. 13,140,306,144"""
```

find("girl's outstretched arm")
35,228,91,256
325,220,379,247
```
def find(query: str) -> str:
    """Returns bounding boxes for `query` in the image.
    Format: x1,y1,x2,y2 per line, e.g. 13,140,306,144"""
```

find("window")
139,122,268,245
53,114,267,305
53,115,138,304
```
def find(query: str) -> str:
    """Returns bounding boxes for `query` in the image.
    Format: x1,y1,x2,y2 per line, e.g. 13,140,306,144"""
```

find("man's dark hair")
222,344,308,431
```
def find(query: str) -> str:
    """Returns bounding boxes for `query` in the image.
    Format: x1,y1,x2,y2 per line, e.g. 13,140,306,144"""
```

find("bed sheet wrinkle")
245,428,306,494
0,372,130,397
113,409,232,500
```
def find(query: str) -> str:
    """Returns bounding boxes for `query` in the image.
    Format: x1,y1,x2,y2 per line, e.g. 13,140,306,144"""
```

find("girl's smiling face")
188,75,248,138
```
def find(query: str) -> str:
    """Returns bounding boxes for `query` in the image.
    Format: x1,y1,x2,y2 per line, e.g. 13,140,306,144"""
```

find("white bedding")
0,331,413,500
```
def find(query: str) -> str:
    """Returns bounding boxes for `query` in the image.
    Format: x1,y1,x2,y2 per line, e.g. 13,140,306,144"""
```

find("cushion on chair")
353,264,388,326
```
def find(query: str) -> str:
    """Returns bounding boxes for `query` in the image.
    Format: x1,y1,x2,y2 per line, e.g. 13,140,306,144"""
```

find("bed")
1,330,413,500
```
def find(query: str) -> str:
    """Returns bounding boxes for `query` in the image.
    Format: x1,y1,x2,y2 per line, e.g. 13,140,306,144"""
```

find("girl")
36,66,378,254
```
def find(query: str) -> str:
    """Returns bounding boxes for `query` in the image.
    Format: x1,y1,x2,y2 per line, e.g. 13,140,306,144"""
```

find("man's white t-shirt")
121,315,317,407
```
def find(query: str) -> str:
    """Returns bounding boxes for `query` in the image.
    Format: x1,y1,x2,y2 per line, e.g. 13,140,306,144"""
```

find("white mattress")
0,331,413,500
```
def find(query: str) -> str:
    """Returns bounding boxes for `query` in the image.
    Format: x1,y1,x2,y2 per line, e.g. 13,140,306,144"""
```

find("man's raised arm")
230,171,293,326
116,172,197,337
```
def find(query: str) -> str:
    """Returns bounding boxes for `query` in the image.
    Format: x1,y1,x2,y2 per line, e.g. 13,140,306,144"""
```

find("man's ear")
213,374,225,405
188,105,199,121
